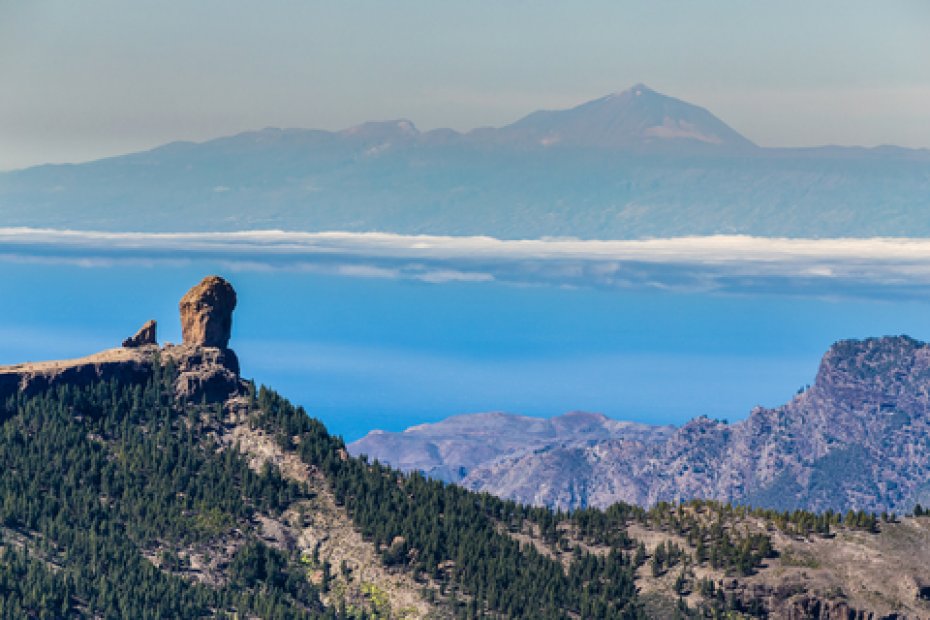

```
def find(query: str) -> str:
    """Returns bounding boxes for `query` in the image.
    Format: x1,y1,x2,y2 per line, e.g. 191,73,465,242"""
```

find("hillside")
3,276,930,618
2,85,929,238
354,336,930,515
1,277,645,619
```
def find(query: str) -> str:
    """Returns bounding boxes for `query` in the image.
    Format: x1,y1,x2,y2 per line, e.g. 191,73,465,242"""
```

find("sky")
1,1,929,170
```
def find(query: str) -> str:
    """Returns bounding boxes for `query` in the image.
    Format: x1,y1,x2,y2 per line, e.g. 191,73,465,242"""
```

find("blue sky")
2,1,929,169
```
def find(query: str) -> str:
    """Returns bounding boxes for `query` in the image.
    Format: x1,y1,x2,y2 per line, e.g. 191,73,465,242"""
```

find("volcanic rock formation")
179,276,237,348
0,276,244,405
122,319,157,348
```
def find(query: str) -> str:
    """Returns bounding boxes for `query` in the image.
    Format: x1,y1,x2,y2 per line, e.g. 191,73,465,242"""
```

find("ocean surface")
3,233,930,441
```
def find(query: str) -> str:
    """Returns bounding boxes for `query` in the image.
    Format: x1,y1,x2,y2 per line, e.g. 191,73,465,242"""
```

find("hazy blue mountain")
481,84,756,150
350,411,674,484
2,84,929,237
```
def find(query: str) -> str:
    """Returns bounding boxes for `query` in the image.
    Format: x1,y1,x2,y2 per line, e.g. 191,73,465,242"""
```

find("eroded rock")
171,345,242,403
1,275,245,407
122,320,157,348
179,276,237,348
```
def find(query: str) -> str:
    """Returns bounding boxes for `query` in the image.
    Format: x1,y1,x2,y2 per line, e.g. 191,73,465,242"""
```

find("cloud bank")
4,228,930,298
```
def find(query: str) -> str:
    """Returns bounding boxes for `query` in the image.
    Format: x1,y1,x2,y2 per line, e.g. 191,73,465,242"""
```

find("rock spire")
122,320,157,348
179,276,237,348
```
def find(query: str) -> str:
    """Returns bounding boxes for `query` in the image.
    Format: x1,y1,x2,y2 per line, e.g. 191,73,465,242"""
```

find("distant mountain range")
351,335,930,514
350,411,675,485
2,84,928,238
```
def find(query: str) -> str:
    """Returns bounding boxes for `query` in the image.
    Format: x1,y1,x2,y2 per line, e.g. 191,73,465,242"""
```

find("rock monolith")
179,276,237,348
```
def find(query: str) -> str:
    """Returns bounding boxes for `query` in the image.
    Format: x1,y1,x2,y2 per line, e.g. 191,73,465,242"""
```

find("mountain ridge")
3,84,929,238
351,410,674,485
353,334,930,514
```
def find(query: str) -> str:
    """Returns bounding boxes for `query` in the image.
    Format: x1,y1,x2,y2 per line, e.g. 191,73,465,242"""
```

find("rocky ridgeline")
354,335,930,514
0,276,246,405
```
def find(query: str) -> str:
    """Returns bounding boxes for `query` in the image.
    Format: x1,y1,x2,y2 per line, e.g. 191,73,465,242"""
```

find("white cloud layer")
4,227,930,298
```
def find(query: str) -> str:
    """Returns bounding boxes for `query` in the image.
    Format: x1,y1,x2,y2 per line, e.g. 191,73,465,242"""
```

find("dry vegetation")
497,500,930,619
224,406,446,619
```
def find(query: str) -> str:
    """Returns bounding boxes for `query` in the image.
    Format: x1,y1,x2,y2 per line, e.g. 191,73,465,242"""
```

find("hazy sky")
2,1,929,170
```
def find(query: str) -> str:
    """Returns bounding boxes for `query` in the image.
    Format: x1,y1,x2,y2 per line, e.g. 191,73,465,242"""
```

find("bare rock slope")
351,411,673,485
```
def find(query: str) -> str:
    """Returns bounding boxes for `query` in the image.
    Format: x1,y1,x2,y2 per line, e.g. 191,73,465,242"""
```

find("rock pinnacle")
179,276,237,348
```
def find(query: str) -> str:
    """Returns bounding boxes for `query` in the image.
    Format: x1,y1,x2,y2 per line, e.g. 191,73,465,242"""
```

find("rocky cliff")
0,275,245,406
354,335,930,514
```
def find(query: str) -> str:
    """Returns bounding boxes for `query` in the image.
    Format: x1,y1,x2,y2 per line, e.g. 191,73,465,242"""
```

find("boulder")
122,320,157,348
179,276,237,348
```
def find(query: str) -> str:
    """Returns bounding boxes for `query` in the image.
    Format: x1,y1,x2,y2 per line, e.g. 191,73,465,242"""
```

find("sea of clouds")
3,227,930,298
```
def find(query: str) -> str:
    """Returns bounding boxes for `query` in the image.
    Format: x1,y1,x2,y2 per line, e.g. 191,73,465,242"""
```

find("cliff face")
0,347,161,403
356,335,930,513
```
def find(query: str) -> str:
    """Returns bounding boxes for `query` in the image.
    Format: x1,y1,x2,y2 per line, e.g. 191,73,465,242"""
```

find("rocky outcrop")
1,276,245,407
0,348,158,403
122,320,157,348
179,276,237,348
732,585,879,620
171,345,242,404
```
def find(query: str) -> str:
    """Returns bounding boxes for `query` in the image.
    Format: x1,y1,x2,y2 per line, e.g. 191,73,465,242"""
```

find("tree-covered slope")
0,361,647,619
0,363,325,619
4,356,930,618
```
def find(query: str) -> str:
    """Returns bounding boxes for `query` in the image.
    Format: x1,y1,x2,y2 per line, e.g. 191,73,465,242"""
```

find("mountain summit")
2,84,927,236
488,84,756,150
0,275,244,404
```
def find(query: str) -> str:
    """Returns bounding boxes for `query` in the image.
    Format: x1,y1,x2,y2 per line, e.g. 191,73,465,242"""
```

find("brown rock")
170,345,242,402
1,275,246,408
179,276,237,348
0,345,246,406
122,320,157,348
0,348,161,402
